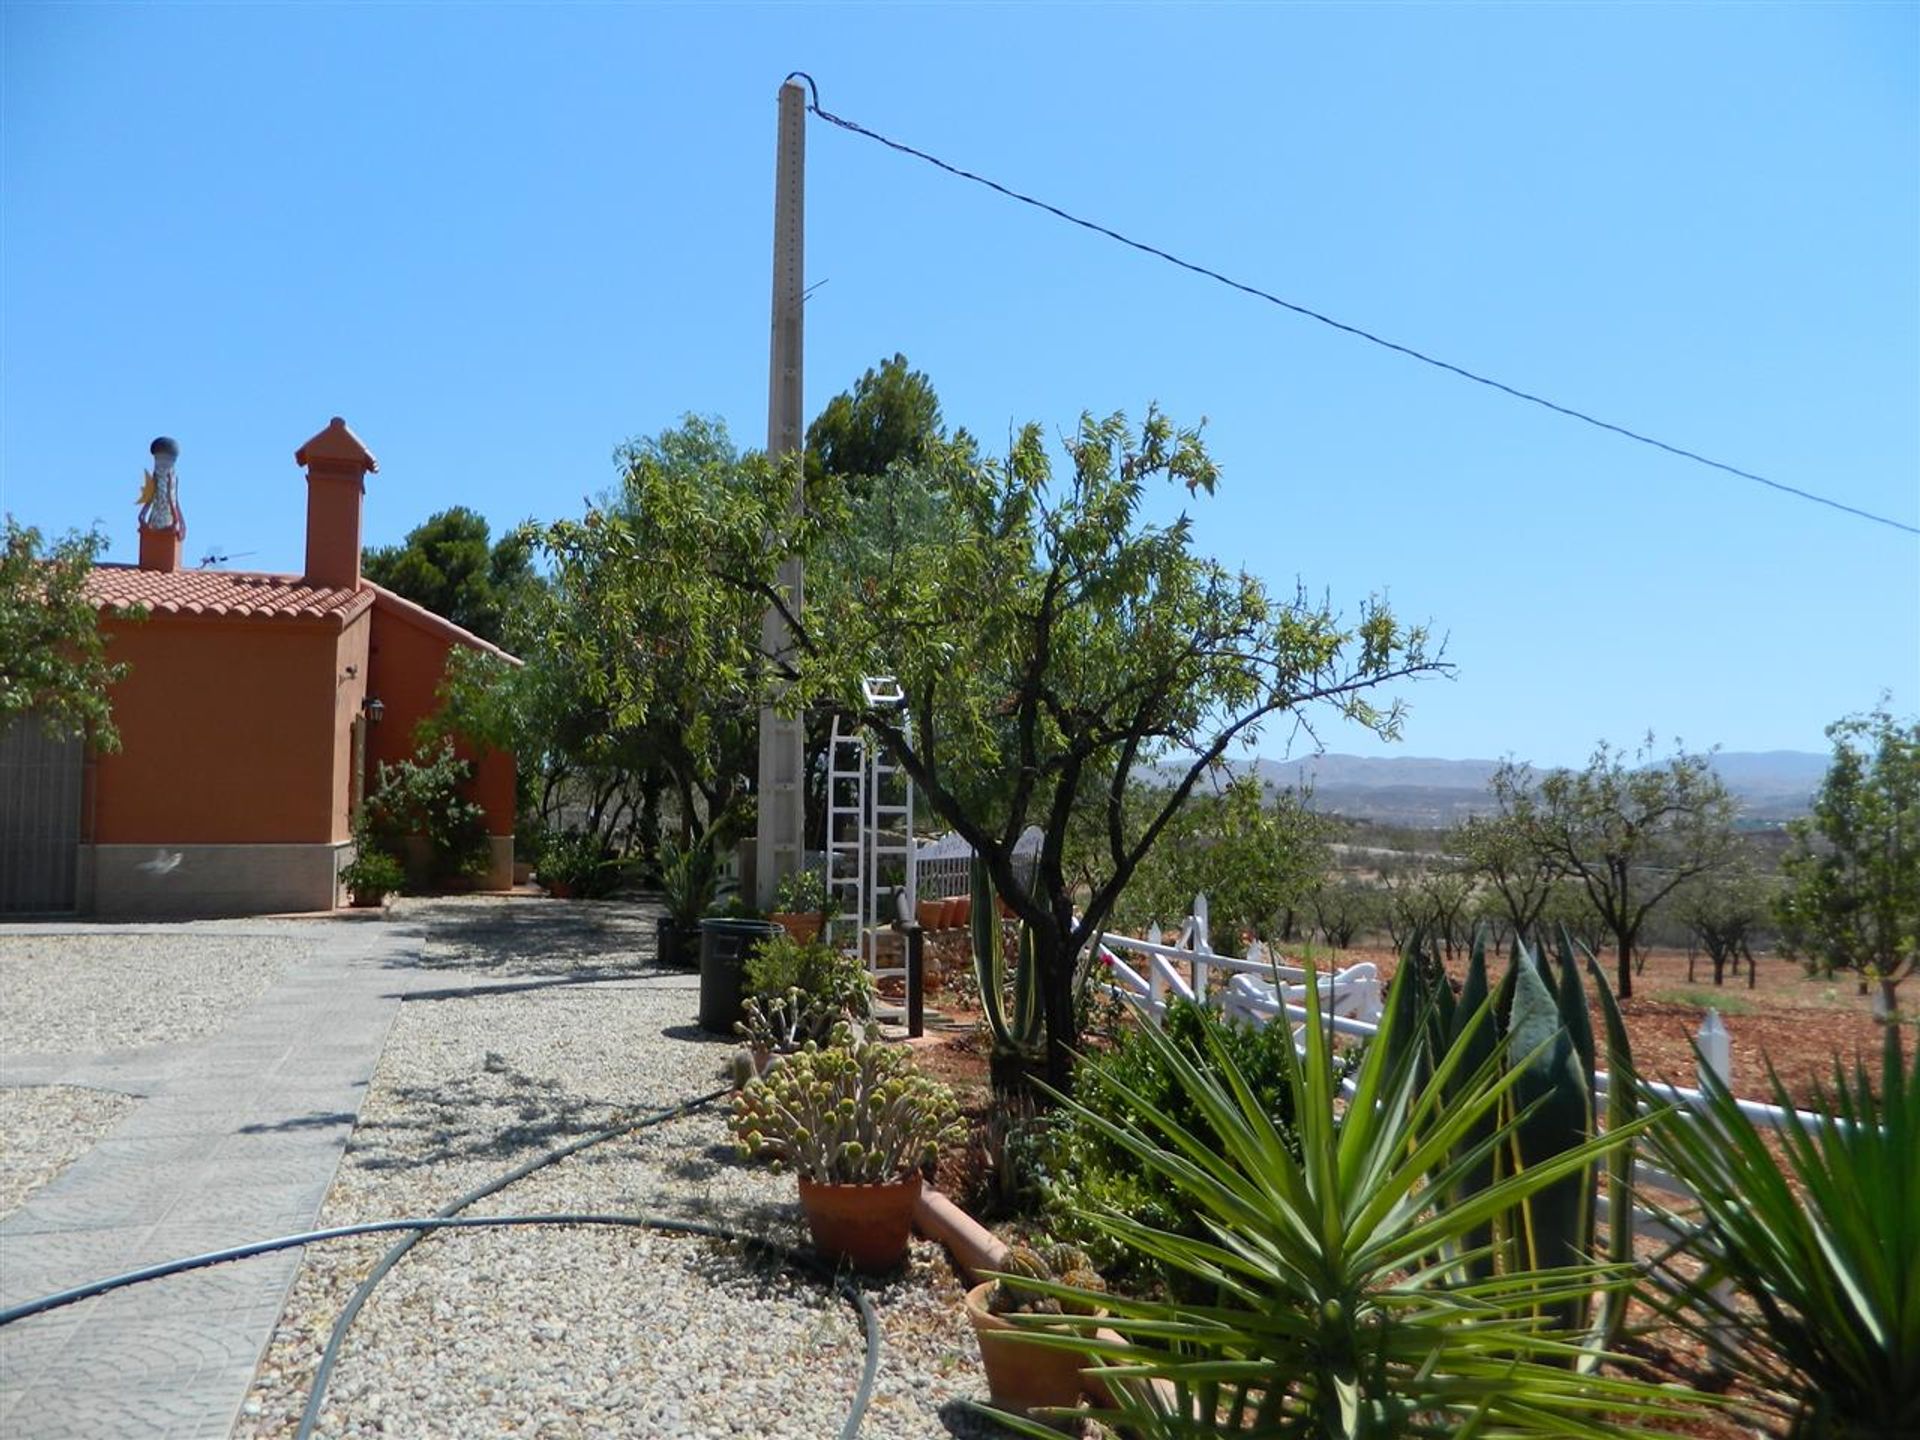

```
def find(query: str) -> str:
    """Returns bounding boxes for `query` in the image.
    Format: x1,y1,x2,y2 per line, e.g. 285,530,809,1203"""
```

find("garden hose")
0,1088,886,1440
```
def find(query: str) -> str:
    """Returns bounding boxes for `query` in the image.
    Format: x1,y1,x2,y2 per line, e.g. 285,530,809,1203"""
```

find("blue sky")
4,2,1914,769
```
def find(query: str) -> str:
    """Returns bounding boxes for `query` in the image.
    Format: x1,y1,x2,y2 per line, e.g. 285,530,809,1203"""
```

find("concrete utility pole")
754,78,808,907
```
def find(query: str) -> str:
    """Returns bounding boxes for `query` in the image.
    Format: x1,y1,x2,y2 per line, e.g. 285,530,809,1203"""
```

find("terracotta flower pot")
917,899,946,931
545,878,576,900
946,895,971,929
770,911,823,943
964,1280,1099,1424
797,1172,922,1273
348,889,386,910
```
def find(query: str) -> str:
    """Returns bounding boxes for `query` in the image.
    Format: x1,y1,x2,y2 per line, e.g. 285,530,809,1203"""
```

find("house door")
0,716,84,913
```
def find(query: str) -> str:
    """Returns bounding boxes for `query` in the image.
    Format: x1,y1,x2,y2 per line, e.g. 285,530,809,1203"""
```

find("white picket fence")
1096,892,1837,1215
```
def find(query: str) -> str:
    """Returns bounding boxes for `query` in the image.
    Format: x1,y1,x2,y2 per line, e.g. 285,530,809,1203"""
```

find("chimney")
137,435,184,573
294,417,377,590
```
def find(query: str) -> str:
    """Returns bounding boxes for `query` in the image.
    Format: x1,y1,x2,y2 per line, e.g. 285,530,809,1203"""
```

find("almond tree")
1776,707,1919,1016
1,518,134,750
625,407,1447,1088
1497,739,1739,999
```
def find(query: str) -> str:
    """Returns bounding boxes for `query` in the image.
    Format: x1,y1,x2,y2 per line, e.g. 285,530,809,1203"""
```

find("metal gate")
0,716,84,913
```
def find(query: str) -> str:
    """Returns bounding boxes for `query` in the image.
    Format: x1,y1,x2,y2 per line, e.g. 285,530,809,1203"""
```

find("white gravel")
235,902,1012,1440
0,1084,137,1218
0,931,299,1054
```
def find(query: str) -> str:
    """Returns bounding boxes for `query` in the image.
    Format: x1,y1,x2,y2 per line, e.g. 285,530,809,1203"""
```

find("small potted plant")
965,1243,1108,1423
768,868,829,943
734,936,876,1079
731,1026,962,1272
537,830,613,900
341,846,405,909
656,836,720,968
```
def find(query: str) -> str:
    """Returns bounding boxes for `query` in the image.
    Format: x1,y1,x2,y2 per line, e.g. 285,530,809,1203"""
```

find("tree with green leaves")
1672,852,1772,988
1454,809,1558,943
1119,776,1332,949
804,352,961,493
363,506,536,648
1494,739,1739,999
1,518,135,750
1775,706,1919,1016
624,405,1445,1087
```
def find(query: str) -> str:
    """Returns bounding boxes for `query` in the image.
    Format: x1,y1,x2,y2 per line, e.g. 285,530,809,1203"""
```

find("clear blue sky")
4,3,1914,769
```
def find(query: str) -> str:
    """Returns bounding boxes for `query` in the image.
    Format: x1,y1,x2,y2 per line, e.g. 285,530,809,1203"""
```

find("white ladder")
824,680,917,1022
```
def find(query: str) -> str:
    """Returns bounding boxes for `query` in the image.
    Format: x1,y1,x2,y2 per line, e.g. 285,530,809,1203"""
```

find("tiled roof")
85,565,375,625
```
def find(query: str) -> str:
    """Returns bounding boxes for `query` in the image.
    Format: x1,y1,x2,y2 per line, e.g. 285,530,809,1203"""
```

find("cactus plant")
730,1024,962,1184
970,855,1045,1079
985,1241,1108,1317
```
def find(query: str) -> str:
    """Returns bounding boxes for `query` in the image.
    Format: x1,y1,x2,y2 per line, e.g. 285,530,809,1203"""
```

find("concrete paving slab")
0,918,429,1439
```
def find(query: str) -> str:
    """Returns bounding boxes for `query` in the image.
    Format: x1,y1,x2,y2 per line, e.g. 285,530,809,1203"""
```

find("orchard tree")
1,519,136,750
1497,740,1739,999
1120,775,1331,950
1775,707,1919,1016
1454,810,1557,943
626,406,1445,1087
364,506,536,648
1673,857,1771,989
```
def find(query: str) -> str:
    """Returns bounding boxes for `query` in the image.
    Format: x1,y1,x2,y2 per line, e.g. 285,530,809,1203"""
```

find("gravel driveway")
233,898,1004,1440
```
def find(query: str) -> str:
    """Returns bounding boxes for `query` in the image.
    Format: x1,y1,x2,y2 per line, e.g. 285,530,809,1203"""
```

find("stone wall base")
78,842,350,918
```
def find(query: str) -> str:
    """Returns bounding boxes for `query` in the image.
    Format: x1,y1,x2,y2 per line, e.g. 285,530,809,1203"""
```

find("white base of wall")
78,842,350,918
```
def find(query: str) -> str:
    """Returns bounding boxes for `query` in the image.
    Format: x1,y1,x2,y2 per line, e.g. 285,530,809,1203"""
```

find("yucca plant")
1640,1023,1919,1440
987,957,1703,1438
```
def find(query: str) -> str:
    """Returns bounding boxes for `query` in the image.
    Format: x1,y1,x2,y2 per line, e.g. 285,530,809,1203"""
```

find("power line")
784,73,1919,539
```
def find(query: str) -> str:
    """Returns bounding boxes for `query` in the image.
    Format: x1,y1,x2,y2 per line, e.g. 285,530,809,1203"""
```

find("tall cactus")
969,856,1043,1073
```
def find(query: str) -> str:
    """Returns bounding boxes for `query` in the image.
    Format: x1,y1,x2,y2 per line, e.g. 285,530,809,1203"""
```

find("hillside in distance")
1240,750,1828,828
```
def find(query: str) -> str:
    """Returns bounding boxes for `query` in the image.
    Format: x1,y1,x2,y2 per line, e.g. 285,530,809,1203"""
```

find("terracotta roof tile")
85,565,375,625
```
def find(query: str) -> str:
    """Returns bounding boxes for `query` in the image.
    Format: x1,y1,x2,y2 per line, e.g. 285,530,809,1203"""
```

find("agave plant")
1640,1023,1918,1440
991,955,1701,1438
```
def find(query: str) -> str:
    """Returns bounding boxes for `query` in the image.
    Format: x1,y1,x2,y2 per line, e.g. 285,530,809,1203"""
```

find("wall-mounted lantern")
362,696,385,725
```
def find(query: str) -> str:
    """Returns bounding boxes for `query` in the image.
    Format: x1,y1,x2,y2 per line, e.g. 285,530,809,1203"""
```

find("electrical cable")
295,1085,726,1440
781,71,1919,539
1,1085,884,1440
0,1214,881,1440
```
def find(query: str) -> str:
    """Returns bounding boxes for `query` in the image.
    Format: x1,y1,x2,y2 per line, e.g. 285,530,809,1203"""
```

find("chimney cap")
150,435,179,460
294,416,378,473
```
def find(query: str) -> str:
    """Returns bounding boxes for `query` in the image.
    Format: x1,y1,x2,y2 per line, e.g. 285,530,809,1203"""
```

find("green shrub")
771,868,828,915
340,845,405,901
738,933,873,1053
1037,999,1359,1289
366,739,489,881
535,829,620,897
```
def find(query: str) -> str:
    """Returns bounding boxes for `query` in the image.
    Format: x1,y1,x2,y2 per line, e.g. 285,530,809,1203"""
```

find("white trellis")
824,679,917,1023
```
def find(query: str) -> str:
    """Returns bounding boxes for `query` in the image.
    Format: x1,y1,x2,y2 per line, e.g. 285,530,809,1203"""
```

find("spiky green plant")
1641,1024,1919,1440
985,958,1704,1438
971,854,1044,1069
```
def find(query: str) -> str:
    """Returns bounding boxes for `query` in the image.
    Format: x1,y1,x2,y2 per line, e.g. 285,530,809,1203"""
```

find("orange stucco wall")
92,615,354,844
366,607,514,837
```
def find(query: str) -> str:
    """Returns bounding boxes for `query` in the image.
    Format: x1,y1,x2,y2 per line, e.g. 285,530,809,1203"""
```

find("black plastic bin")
657,916,698,970
697,918,782,1034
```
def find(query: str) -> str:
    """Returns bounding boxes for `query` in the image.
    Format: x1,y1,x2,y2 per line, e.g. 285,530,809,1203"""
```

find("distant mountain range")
1228,750,1829,828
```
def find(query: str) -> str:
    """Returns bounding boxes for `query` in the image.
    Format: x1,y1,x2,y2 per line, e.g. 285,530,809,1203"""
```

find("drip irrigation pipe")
1,1087,884,1440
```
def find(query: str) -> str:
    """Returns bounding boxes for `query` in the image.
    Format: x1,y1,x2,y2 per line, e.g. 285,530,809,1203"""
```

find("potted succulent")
767,868,829,943
965,1243,1108,1424
731,1026,962,1272
341,845,405,909
734,936,876,1078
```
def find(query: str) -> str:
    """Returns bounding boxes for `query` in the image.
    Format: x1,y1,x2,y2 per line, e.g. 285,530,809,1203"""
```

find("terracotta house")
0,418,516,917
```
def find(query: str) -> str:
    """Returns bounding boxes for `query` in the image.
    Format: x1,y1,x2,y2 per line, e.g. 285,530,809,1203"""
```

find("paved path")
0,918,430,1440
